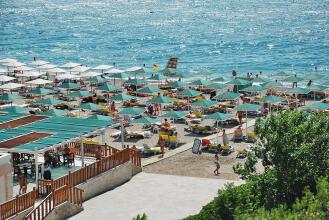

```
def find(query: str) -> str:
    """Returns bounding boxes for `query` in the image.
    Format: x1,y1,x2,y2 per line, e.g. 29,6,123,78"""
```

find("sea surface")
0,0,328,76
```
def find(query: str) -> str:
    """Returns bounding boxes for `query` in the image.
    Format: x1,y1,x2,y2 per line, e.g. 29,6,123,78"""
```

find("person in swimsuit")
213,153,220,175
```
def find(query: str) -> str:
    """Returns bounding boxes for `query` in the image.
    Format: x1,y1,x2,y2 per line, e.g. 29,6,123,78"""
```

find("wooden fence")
66,142,121,158
0,189,37,220
26,185,83,220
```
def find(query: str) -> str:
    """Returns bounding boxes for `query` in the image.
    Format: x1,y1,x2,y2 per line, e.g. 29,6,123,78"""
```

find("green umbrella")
112,72,129,79
213,92,241,101
190,79,210,87
304,73,324,81
158,68,176,75
178,89,202,98
41,109,68,117
36,98,65,105
301,102,329,111
1,106,29,113
259,95,285,104
86,76,107,83
226,78,250,86
59,82,80,89
211,76,231,83
110,93,135,101
124,78,147,85
240,85,267,93
80,102,103,110
149,96,177,104
166,81,188,88
273,71,290,77
133,116,159,125
29,87,52,96
205,112,234,121
97,83,121,92
136,86,161,94
87,115,113,121
208,83,229,89
160,111,188,119
66,90,92,97
285,87,311,95
191,99,218,107
308,84,328,92
284,75,304,83
234,103,261,112
148,74,167,81
0,93,23,101
262,81,283,89
118,107,145,115
252,77,270,84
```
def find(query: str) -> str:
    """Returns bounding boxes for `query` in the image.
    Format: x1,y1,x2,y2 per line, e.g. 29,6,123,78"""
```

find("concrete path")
70,172,243,220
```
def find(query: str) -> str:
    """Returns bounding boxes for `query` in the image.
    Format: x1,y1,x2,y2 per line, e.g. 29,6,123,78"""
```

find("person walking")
222,129,229,146
213,153,220,175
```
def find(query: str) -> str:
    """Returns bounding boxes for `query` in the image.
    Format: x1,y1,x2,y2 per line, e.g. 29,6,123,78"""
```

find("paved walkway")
70,172,243,220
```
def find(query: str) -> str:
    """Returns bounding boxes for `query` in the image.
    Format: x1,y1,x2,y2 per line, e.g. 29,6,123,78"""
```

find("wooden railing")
0,189,37,220
26,185,83,220
38,148,140,195
65,142,120,158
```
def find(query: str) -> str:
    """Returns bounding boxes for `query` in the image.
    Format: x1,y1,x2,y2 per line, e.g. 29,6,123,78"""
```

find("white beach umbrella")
55,73,79,80
30,60,49,66
0,58,17,63
105,68,125,74
93,65,113,70
16,71,45,78
80,71,102,78
3,61,26,67
14,66,35,71
0,82,25,90
61,62,80,68
71,65,90,73
0,75,15,82
46,67,66,74
125,66,142,72
38,64,57,70
26,78,52,85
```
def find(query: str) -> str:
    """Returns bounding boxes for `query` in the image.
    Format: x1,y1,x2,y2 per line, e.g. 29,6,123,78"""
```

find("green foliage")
133,213,148,220
185,111,329,220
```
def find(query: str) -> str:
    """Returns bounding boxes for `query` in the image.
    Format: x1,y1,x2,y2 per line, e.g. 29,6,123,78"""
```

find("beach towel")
192,138,201,154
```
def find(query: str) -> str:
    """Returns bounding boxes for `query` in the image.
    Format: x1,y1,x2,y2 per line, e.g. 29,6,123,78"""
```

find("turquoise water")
0,0,328,75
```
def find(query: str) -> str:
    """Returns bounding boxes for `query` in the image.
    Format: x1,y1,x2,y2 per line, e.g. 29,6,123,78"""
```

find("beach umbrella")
38,64,57,70
124,78,147,85
240,85,267,93
0,93,23,101
46,68,67,74
273,71,290,77
262,81,283,89
211,76,231,83
0,75,15,82
285,87,311,95
80,102,103,111
87,115,113,121
304,73,324,81
158,68,176,75
132,116,159,125
36,98,64,105
55,74,79,80
148,74,166,81
97,83,121,92
252,77,270,84
166,81,188,88
160,111,188,119
178,89,202,98
3,62,26,67
284,75,304,83
29,87,52,96
308,84,328,92
30,60,49,66
93,65,113,71
0,58,17,63
205,112,234,143
125,66,147,74
226,78,250,86
61,62,80,68
213,92,241,101
259,95,285,104
16,71,45,78
110,93,135,101
86,76,107,84
1,106,29,114
191,99,218,107
208,83,229,90
59,82,80,90
0,82,24,90
234,103,261,134
14,66,34,71
66,90,92,98
301,102,329,111
105,68,125,74
71,66,90,73
136,86,161,94
112,72,129,79
118,107,145,116
26,79,52,85
149,96,177,104
190,79,210,87
80,72,102,78
41,109,68,117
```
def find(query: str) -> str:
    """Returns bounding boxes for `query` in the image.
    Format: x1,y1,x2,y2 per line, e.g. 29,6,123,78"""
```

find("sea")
0,0,328,77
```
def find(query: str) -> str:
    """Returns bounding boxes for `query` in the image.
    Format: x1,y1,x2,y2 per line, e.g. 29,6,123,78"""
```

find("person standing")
18,174,27,194
213,153,220,175
222,129,229,146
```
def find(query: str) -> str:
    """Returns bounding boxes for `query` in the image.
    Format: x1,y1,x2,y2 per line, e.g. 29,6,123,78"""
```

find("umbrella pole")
34,148,39,188
216,121,219,144
120,120,125,149
80,134,85,166
245,111,248,136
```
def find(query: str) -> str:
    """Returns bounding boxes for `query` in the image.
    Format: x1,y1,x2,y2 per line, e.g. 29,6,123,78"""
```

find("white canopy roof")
16,71,45,78
80,71,102,78
46,67,67,74
93,65,113,70
3,62,26,67
38,64,57,70
61,62,80,68
105,68,125,74
0,75,15,82
0,58,17,63
125,66,142,72
26,78,52,85
30,60,49,66
0,82,25,90
55,73,79,80
71,66,90,73
14,66,35,71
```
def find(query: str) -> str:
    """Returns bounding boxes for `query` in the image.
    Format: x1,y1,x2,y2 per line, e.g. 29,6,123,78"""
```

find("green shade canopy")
36,98,65,105
86,76,107,83
301,102,329,111
0,93,23,101
166,81,188,88
97,83,121,92
284,75,304,83
158,68,176,75
59,82,80,89
66,90,92,97
273,71,290,77
259,95,285,104
191,99,218,107
136,86,161,94
304,73,324,80
308,84,328,92
80,102,103,110
285,87,311,95
149,96,177,104
29,87,52,95
87,115,113,121
205,112,234,121
41,109,68,116
124,78,147,85
110,93,135,101
240,85,267,93
148,74,167,81
213,92,241,101
234,103,261,112
211,76,231,82
132,116,159,125
118,107,145,115
160,111,188,119
178,89,202,98
190,79,210,87
112,72,129,79
208,83,229,89
1,106,29,113
252,77,270,84
226,78,250,86
262,81,283,89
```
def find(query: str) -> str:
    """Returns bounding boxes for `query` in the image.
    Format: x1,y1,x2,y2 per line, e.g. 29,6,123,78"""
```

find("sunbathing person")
233,126,244,142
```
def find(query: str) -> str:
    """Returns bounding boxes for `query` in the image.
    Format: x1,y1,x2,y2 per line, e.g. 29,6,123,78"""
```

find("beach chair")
142,144,161,156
